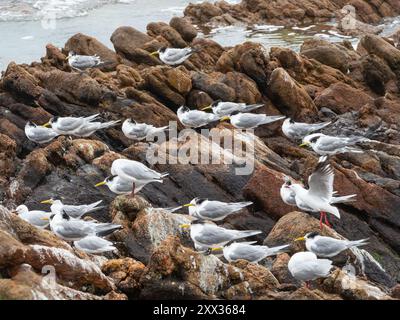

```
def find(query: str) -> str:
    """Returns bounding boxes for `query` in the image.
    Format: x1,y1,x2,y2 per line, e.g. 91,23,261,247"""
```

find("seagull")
280,176,356,209
49,210,122,241
288,251,333,288
180,220,262,250
25,121,59,144
182,198,253,221
202,100,264,117
40,199,104,219
14,205,53,229
95,175,133,195
295,232,369,258
42,114,100,135
300,133,369,155
66,51,104,71
215,241,290,263
282,118,332,141
122,119,169,141
150,47,197,65
287,156,341,229
111,159,168,193
74,235,116,254
177,106,219,128
72,120,120,137
220,112,286,129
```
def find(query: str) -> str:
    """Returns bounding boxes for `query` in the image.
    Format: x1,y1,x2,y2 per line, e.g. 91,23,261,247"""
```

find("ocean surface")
0,0,399,71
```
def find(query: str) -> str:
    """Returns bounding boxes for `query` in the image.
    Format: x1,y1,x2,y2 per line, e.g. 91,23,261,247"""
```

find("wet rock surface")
0,10,399,300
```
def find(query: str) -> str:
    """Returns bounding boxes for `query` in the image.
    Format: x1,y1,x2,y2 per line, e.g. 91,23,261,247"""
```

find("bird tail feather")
331,194,357,204
347,238,369,248
237,230,262,239
96,224,123,237
242,104,264,112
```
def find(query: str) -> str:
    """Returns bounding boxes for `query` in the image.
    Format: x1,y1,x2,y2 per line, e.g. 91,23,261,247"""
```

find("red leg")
324,213,332,228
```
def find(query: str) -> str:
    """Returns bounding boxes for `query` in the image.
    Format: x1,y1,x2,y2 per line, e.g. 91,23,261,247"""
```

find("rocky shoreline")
0,1,400,300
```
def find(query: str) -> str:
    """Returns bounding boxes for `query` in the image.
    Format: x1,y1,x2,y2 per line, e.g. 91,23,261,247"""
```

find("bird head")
95,175,116,188
40,199,55,205
150,47,166,57
300,133,322,148
66,51,76,61
14,205,28,215
295,232,319,242
42,116,57,128
201,100,221,112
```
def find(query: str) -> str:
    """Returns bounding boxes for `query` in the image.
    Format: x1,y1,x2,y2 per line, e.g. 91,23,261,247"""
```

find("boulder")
169,17,198,42
64,33,119,71
147,22,187,48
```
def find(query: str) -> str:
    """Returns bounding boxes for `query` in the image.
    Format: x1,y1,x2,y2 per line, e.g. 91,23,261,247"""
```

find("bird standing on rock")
280,176,356,210
177,106,220,128
122,118,169,142
282,118,332,141
42,114,100,135
287,156,342,230
300,133,369,155
40,199,104,219
180,220,262,250
66,51,104,71
202,100,264,117
288,251,333,288
150,47,198,65
14,205,53,229
182,198,253,221
220,112,286,129
110,158,168,194
25,121,59,144
47,210,122,242
215,241,290,263
295,232,369,258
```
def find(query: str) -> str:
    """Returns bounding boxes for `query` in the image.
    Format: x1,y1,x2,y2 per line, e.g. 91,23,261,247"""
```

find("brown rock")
314,82,373,114
267,67,318,121
169,17,198,42
147,22,187,48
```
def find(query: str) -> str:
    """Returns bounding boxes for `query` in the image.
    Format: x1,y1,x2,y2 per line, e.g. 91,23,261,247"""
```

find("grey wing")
73,56,99,68
63,205,86,218
236,114,260,127
58,118,84,131
201,201,229,217
57,221,91,238
29,127,58,142
229,246,265,262
194,226,235,245
311,237,346,256
317,136,352,152
77,236,111,250
121,162,161,180
308,158,334,200
165,48,192,60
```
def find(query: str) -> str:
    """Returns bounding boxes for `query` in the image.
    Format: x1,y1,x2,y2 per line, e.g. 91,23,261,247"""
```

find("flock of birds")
15,47,374,289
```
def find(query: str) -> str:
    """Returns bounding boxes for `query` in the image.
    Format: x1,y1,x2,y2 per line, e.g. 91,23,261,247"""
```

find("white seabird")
183,198,253,221
220,112,286,129
295,232,369,258
180,220,262,250
280,176,356,209
288,251,333,287
177,106,220,128
300,133,369,155
111,159,168,193
25,121,59,144
66,51,104,71
150,47,197,65
287,156,342,229
49,210,122,241
282,118,332,141
72,120,120,137
41,199,104,219
217,241,290,263
202,100,264,117
14,205,53,229
122,119,169,141
43,114,100,135
95,175,134,195
74,235,116,254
